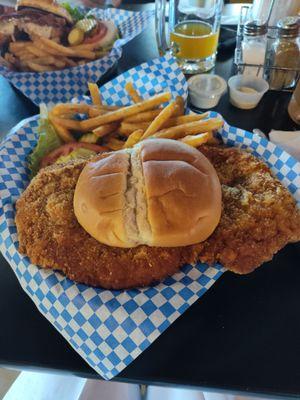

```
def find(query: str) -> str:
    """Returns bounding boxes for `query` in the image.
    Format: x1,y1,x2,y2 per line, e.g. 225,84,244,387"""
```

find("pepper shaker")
268,17,300,90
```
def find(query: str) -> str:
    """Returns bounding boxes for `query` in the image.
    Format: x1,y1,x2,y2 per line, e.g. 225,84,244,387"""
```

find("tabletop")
0,3,300,399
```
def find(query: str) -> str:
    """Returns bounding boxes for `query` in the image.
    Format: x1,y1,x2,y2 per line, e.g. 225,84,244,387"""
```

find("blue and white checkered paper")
1,55,300,380
0,7,153,106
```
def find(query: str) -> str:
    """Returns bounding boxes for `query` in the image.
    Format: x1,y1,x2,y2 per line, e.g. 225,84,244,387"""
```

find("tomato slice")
40,142,108,169
84,22,107,44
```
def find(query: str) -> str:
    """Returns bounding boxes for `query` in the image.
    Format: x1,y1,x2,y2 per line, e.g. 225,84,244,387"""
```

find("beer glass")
155,0,223,74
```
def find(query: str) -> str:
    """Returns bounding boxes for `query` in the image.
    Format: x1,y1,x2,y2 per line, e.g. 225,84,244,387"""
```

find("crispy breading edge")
15,146,300,288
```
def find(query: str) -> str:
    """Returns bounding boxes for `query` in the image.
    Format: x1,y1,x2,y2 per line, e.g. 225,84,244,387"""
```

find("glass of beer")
155,0,223,74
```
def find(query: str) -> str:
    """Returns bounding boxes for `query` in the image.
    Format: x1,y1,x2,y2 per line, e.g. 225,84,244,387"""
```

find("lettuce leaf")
61,2,85,22
28,117,62,178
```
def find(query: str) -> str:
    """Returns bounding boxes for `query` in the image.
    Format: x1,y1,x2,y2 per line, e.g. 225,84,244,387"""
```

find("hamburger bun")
16,0,73,24
74,139,222,248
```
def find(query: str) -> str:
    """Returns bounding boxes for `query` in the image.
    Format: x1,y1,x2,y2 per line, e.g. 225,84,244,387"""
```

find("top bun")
74,139,222,248
16,0,73,24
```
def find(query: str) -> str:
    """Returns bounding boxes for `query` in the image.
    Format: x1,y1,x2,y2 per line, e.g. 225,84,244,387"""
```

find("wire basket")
234,5,300,91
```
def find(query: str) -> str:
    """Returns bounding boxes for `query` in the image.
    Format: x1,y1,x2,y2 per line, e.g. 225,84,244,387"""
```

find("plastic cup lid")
188,74,227,98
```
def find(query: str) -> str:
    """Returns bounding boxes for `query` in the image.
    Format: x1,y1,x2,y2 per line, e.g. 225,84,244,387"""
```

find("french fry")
15,52,36,61
174,96,185,116
152,118,224,139
93,122,120,138
9,47,24,56
119,122,150,136
88,107,106,118
27,44,50,58
52,59,66,69
70,50,96,59
51,36,61,43
80,92,172,131
5,53,17,66
125,82,142,103
123,129,144,148
23,52,66,69
88,105,121,118
163,112,209,128
32,39,61,56
179,132,210,147
101,105,122,111
49,115,82,131
36,36,75,56
61,57,77,67
9,51,24,58
25,61,55,72
88,82,102,106
123,110,161,123
52,103,92,117
105,138,125,151
50,119,74,143
9,41,29,52
141,100,178,139
29,56,57,66
121,112,208,130
33,37,93,61
52,103,120,117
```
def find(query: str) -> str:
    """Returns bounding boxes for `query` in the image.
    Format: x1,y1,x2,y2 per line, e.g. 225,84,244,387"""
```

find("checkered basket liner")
0,7,153,106
1,55,300,380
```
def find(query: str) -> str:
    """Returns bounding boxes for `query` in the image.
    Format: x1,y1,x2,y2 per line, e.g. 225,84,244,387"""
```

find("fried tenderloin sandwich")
16,139,222,289
15,138,300,289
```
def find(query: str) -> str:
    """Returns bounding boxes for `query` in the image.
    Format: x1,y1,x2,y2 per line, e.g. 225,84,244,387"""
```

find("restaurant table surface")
0,3,300,399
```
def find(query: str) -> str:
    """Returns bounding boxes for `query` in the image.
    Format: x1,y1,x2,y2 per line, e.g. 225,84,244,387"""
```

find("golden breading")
15,160,202,289
199,145,300,274
15,146,300,288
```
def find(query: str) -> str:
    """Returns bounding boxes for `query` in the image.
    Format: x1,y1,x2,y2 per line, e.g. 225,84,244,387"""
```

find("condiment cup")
228,74,269,110
188,74,227,109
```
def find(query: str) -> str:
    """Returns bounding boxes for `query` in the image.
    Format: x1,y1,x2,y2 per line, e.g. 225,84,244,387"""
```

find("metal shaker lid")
277,16,299,38
243,20,268,36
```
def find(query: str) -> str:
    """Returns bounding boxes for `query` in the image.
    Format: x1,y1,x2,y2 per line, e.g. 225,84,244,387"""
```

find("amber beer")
155,0,222,73
170,21,219,61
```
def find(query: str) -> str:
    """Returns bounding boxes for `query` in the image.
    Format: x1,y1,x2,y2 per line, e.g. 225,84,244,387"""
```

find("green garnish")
61,2,85,22
28,105,62,178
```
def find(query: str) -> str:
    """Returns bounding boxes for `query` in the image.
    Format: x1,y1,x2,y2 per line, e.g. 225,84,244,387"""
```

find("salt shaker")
268,17,300,90
241,21,267,78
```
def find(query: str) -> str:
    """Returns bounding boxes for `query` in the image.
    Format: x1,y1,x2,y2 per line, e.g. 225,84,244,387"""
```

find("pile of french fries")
2,35,108,72
48,81,224,150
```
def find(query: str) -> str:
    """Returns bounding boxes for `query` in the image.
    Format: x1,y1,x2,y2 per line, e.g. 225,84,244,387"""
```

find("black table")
0,4,300,399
